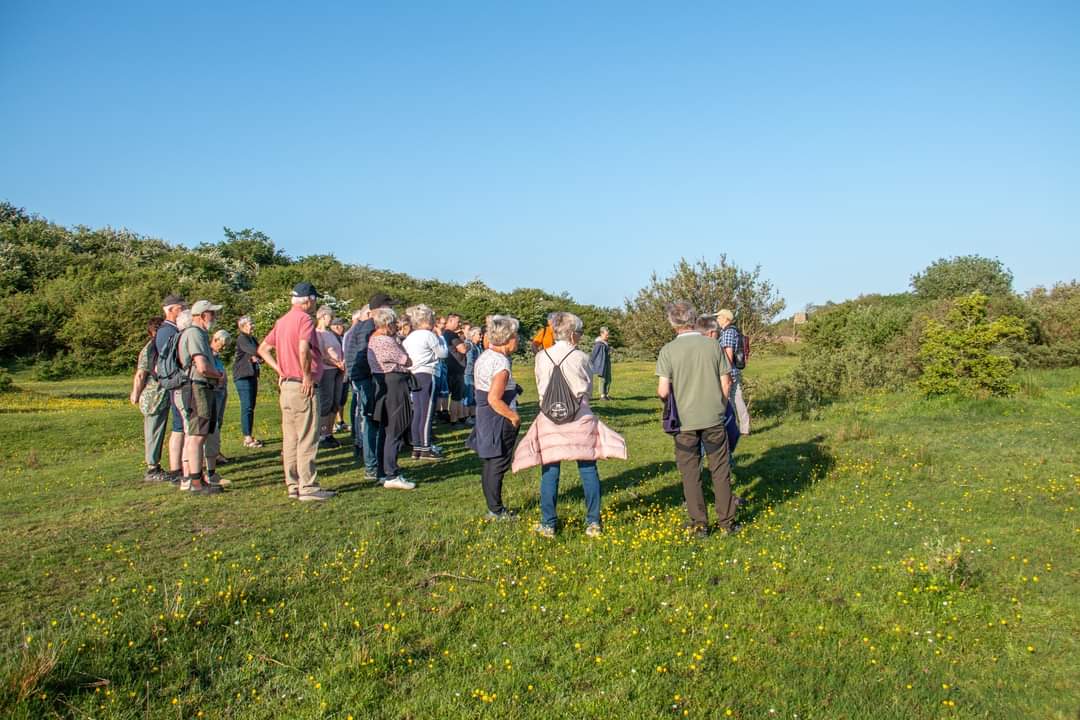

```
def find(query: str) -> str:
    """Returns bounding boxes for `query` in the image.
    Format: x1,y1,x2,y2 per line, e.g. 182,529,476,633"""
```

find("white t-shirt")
402,329,446,375
473,349,516,393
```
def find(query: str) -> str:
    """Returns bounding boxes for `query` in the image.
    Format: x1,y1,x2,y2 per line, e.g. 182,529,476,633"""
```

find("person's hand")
509,412,521,429
129,390,139,405
301,376,315,398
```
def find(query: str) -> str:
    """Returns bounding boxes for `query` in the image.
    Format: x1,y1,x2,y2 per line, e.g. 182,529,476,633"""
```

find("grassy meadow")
0,355,1077,719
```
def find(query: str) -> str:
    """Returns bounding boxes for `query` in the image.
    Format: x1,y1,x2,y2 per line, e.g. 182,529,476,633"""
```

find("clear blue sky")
2,1,1077,312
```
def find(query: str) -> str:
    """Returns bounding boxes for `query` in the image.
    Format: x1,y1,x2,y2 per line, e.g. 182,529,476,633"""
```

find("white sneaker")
383,476,416,490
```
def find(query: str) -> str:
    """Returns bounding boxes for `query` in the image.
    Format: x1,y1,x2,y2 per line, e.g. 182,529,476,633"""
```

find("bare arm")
299,339,314,397
130,368,148,405
258,340,281,377
721,373,732,402
488,370,520,428
657,376,671,400
191,355,223,380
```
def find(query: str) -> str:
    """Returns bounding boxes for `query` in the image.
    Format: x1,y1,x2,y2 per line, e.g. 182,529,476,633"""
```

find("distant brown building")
793,312,808,325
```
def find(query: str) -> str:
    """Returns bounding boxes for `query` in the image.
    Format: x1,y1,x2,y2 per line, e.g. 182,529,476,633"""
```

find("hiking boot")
383,476,416,490
486,509,517,522
414,449,444,461
298,489,336,502
533,523,556,539
585,522,602,538
143,466,166,482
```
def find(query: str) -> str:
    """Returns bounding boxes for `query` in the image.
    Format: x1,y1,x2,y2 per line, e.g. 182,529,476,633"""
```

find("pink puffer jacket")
512,402,627,473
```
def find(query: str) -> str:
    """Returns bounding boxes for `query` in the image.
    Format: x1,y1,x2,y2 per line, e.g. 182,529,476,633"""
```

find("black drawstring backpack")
540,349,582,424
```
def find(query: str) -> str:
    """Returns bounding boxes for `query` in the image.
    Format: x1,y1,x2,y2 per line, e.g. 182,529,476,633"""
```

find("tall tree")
622,257,785,356
911,255,1013,299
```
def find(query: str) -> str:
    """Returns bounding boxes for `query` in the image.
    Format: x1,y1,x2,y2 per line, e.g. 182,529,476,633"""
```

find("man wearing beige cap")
258,282,336,501
177,300,226,495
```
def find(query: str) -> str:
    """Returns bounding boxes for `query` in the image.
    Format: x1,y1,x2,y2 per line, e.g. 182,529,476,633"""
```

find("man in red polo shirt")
258,282,335,501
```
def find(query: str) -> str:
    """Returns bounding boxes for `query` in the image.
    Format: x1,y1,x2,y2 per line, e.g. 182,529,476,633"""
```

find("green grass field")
1,357,1077,719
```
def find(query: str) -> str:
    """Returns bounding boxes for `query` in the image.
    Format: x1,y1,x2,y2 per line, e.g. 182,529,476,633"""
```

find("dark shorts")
180,382,217,437
447,370,465,401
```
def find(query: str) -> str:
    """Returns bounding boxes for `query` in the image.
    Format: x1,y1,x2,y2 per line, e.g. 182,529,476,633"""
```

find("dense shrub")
0,368,13,392
0,206,619,373
917,292,1028,398
911,255,1013,300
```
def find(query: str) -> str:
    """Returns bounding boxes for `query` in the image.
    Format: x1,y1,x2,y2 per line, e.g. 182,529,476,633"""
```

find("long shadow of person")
733,435,833,524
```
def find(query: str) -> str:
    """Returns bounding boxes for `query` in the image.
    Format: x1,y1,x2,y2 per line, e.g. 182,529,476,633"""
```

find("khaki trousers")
732,378,750,434
280,382,320,494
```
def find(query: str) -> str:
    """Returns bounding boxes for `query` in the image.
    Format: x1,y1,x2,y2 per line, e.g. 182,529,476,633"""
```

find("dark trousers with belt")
673,423,735,530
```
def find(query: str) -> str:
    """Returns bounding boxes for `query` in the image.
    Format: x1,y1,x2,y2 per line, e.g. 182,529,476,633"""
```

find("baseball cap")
292,281,321,299
368,292,397,309
191,300,223,315
162,293,187,308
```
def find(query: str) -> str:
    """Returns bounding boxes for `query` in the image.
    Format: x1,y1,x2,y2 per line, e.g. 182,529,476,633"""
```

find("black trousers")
480,417,519,513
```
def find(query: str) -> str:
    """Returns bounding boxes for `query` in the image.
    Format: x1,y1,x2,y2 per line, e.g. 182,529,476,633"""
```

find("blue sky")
2,1,1077,312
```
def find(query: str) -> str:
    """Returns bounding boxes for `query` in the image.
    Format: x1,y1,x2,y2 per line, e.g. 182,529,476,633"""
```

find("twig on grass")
418,572,484,588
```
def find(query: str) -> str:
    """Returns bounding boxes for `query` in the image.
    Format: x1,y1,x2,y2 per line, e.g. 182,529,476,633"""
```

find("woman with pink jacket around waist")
513,312,627,538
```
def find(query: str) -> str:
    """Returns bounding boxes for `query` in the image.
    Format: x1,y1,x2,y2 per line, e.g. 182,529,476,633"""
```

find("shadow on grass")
595,436,833,525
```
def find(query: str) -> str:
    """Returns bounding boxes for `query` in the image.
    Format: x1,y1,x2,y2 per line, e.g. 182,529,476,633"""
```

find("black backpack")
156,327,190,391
540,349,582,424
731,327,747,370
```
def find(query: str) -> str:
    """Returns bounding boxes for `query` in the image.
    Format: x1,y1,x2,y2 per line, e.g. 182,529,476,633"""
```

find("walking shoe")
297,489,336,502
718,523,742,536
533,523,556,539
486,509,518,522
207,472,231,488
143,466,166,482
363,470,380,482
465,417,476,426
414,449,444,461
383,476,416,490
287,487,299,499
243,438,265,448
585,523,602,538
334,422,349,434
188,479,223,496
318,436,341,449
215,454,231,465
684,523,709,539
165,471,181,485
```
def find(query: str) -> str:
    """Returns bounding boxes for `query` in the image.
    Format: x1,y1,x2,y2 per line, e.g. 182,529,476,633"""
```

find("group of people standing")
132,282,751,538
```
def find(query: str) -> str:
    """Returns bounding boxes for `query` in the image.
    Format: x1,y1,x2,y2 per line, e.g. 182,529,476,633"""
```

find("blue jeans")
354,378,384,477
234,376,258,437
540,461,601,529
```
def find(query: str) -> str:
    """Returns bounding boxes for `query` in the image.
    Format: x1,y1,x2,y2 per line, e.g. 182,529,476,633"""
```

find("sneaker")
165,471,182,485
334,422,349,434
719,523,742,536
486,509,517,522
411,449,421,460
414,449,444,461
465,417,476,426
533,523,556,539
585,523,602,538
383,476,416,490
207,472,231,488
143,466,166,482
188,480,223,496
179,476,192,491
287,487,299,499
297,489,336,502
318,436,341,450
243,438,265,448
215,454,231,465
363,470,380,482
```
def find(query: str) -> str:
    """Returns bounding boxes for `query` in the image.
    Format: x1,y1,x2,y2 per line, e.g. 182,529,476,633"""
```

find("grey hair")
666,301,698,329
351,307,367,322
291,295,312,305
486,315,520,346
176,309,193,331
406,304,435,329
237,315,253,329
599,326,609,335
551,312,583,342
371,307,397,329
694,315,719,334
316,304,333,319
212,329,231,344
